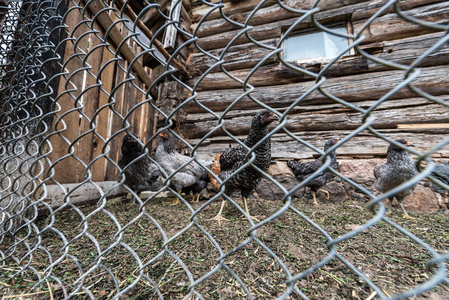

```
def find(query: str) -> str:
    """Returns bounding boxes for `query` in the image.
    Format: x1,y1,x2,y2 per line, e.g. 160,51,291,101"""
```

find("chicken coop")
0,0,448,299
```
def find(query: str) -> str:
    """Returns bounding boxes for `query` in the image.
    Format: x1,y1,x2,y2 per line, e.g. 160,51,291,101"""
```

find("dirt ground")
1,195,448,299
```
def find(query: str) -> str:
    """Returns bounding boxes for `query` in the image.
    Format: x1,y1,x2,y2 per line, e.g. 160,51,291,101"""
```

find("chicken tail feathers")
148,169,161,184
287,160,301,173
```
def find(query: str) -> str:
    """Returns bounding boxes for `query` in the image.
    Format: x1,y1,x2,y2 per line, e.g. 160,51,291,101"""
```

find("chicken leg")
242,197,259,222
386,198,393,215
398,198,415,220
191,193,201,202
311,191,319,206
317,189,330,199
207,200,229,225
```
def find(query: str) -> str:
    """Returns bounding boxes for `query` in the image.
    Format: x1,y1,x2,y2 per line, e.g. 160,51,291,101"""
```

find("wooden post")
164,0,182,50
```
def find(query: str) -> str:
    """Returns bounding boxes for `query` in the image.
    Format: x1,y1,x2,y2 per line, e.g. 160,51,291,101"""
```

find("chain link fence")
0,0,448,298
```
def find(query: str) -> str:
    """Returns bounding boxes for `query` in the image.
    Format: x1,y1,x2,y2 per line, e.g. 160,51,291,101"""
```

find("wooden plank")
187,38,277,73
105,23,130,181
183,97,438,123
91,47,117,182
141,0,170,25
187,32,449,85
184,65,449,114
164,0,182,49
76,17,105,183
48,2,89,184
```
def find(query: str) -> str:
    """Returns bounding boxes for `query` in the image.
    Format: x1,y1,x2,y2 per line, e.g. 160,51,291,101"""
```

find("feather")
118,133,160,193
155,131,210,197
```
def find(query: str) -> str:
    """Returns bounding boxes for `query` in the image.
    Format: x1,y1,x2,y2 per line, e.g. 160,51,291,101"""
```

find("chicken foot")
400,202,415,220
207,200,229,226
164,189,182,205
191,193,201,202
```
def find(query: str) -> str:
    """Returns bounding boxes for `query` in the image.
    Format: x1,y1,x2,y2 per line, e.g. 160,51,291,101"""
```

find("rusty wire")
0,0,448,299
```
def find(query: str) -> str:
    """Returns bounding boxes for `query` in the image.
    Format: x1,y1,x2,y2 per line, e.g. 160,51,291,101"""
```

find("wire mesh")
0,0,448,299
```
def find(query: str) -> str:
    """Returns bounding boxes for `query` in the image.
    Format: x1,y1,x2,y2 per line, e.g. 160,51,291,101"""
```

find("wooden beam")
82,0,153,87
41,181,126,213
353,1,449,44
141,0,170,25
191,0,277,23
114,0,188,74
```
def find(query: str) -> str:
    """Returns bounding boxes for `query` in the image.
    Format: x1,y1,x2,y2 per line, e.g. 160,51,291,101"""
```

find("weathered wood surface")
76,19,105,183
48,4,89,184
193,1,448,51
191,0,277,23
354,1,449,44
91,47,116,182
82,0,154,87
114,0,188,74
141,0,170,25
187,33,449,90
180,95,449,139
187,38,277,73
184,65,449,114
191,0,359,38
192,0,443,38
41,181,126,214
186,129,449,162
49,8,156,184
181,0,449,168
397,124,449,129
164,0,183,49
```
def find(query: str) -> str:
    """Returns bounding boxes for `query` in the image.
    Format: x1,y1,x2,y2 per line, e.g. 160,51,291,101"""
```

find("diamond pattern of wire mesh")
0,0,448,298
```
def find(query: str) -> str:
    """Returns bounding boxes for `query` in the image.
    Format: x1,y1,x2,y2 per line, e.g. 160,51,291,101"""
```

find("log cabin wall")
181,0,449,163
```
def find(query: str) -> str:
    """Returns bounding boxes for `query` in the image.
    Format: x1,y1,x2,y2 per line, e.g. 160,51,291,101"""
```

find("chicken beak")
405,140,415,147
269,113,280,122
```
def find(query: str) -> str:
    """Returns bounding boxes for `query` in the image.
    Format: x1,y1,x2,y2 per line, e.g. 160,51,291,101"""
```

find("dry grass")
1,195,448,299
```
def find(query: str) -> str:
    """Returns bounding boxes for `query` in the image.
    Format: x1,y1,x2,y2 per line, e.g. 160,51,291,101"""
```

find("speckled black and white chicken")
155,131,210,205
374,139,418,219
209,110,279,224
287,138,339,205
118,133,160,194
